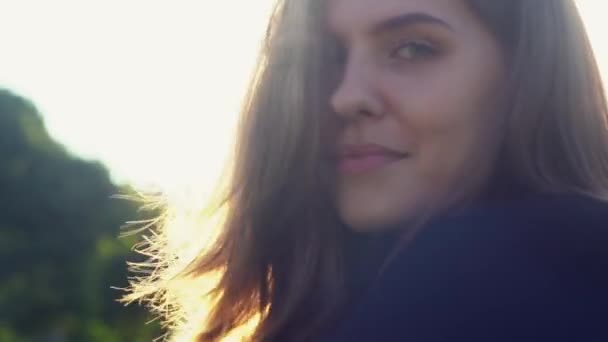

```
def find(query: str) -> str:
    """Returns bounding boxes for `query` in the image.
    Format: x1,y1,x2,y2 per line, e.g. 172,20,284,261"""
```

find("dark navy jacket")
318,193,608,342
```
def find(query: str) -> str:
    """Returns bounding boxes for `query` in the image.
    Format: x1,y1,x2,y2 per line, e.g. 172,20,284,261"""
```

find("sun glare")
0,0,276,195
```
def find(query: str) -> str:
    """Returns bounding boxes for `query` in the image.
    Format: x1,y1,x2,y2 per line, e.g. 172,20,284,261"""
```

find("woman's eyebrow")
370,12,455,35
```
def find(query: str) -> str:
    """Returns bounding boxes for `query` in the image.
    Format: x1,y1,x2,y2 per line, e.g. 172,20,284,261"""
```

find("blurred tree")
0,89,160,341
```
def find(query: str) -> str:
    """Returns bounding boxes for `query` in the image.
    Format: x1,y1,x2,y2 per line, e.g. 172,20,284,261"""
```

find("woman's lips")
337,153,405,174
335,144,408,174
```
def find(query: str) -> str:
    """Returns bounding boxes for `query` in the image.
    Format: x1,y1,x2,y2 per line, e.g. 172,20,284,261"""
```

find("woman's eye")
392,41,437,61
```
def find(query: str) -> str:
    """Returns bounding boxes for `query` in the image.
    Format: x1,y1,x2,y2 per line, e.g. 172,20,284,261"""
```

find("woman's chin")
339,208,409,233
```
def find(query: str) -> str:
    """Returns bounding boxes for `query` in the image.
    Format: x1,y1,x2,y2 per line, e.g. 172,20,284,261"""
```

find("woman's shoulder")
323,193,608,341
436,191,608,233
405,192,608,264
388,192,608,268
464,191,608,231
389,191,608,279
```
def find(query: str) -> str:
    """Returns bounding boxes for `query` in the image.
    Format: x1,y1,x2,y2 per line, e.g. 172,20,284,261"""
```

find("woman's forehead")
326,0,470,37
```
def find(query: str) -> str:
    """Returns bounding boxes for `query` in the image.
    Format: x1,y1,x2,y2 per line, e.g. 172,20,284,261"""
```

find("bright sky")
0,1,606,193
0,0,274,193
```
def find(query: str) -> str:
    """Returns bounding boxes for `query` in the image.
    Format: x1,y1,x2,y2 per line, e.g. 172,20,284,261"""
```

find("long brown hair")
122,0,608,341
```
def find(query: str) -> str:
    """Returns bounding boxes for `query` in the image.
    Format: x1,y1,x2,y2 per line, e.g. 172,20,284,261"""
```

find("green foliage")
0,89,160,341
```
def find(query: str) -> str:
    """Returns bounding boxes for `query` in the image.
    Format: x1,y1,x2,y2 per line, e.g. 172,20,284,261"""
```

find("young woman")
125,0,608,341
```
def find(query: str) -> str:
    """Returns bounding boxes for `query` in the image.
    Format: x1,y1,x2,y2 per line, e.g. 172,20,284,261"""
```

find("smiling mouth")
337,152,408,174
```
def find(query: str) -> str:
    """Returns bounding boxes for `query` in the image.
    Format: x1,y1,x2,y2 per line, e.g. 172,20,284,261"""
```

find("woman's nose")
330,60,385,120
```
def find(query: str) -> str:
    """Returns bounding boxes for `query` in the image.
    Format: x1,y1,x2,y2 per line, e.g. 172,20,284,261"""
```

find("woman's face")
327,0,506,231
